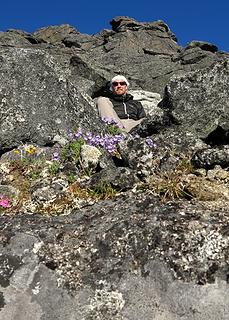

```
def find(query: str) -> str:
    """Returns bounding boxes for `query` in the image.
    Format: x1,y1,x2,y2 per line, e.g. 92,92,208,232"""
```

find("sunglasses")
112,81,127,87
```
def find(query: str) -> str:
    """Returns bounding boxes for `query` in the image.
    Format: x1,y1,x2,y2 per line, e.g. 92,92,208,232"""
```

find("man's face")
112,80,128,95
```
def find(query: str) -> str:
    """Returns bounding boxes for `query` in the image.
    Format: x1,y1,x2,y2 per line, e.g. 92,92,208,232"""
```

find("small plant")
29,169,42,180
176,157,194,174
49,161,61,175
61,139,85,163
67,173,77,184
102,117,123,135
153,172,188,200
89,180,118,200
0,194,11,212
105,124,123,135
148,157,194,201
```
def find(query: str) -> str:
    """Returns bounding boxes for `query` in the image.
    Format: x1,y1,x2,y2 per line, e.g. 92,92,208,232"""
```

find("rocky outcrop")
0,46,104,151
1,16,228,97
0,193,229,320
160,60,229,142
0,16,229,320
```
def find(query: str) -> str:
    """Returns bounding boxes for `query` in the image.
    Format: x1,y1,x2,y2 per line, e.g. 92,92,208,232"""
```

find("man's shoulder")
126,94,142,104
128,98,143,107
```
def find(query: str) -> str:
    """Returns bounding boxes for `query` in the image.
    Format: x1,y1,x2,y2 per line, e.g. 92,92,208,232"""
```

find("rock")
80,144,102,170
161,60,229,141
31,178,68,203
191,146,229,169
186,40,218,53
0,31,32,46
87,166,139,191
207,165,229,181
80,16,228,95
0,185,19,199
0,46,103,151
1,192,229,319
128,90,162,116
118,136,157,177
184,173,229,201
177,46,216,66
33,24,79,45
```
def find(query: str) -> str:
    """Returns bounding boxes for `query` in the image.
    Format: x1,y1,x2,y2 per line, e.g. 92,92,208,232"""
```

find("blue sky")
0,0,228,52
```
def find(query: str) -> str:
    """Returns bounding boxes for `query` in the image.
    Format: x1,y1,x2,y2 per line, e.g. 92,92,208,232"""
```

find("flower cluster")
145,137,157,148
52,117,157,161
24,145,37,155
9,144,44,162
0,194,11,209
101,117,124,129
67,127,125,154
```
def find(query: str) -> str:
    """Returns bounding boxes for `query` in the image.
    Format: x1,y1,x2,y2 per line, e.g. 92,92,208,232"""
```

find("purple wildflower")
84,131,94,145
52,152,61,161
102,117,116,125
74,128,83,139
102,117,124,129
64,127,125,155
67,129,74,140
145,137,156,148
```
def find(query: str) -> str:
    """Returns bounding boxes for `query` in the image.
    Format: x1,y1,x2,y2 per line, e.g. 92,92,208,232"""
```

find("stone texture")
0,46,103,150
1,193,229,319
160,60,229,141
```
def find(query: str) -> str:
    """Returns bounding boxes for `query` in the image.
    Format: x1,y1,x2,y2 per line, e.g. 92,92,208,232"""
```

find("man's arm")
137,102,147,119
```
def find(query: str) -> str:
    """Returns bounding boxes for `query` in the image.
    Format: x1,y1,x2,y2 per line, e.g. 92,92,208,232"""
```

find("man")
96,75,146,132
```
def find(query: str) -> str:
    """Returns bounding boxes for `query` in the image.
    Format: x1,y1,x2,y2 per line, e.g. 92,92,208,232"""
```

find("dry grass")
147,157,194,201
147,156,229,202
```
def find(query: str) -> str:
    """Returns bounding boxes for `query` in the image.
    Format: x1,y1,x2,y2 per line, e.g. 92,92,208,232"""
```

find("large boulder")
0,47,102,151
160,60,229,143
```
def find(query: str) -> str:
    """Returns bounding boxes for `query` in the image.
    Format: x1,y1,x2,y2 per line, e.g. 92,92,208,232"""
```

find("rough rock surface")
0,192,229,320
161,60,229,141
0,16,229,320
0,47,103,151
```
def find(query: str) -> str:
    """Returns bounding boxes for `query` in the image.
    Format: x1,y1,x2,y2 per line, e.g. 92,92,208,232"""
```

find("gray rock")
78,16,228,95
118,136,157,177
0,47,103,150
177,46,216,66
161,60,229,141
0,192,229,319
186,40,218,53
87,166,139,190
0,31,32,47
80,144,102,170
33,24,80,45
192,146,229,169
129,89,162,116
